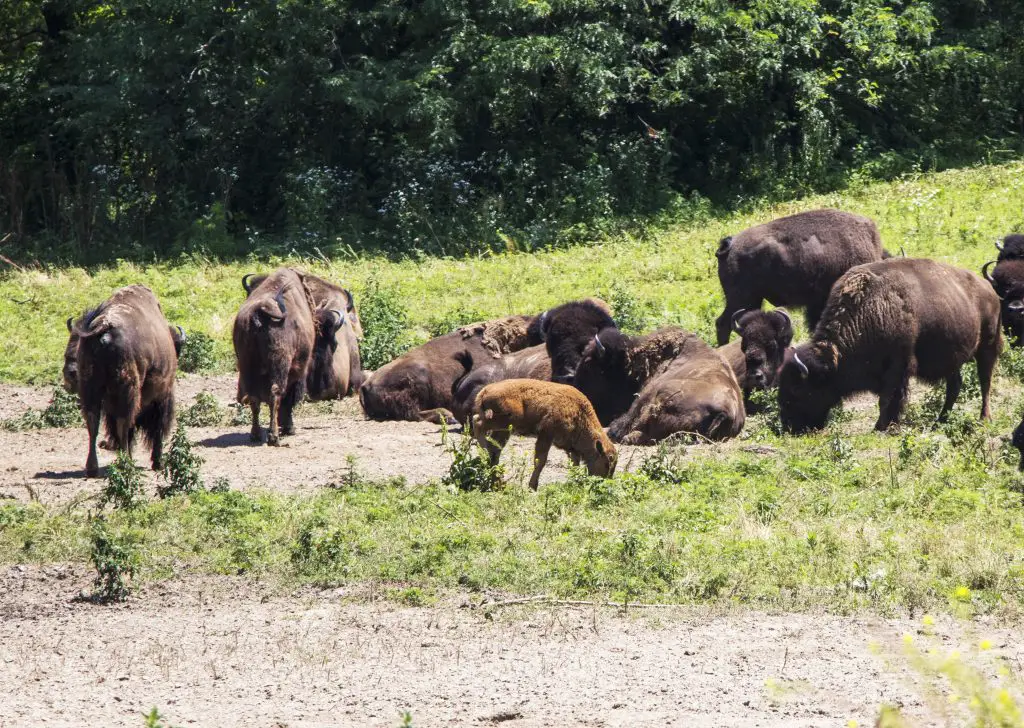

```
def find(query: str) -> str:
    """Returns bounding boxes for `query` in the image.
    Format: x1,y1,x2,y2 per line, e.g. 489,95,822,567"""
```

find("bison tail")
138,397,174,450
715,236,733,258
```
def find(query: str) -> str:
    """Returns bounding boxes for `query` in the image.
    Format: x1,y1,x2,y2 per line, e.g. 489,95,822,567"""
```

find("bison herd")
59,208,1024,486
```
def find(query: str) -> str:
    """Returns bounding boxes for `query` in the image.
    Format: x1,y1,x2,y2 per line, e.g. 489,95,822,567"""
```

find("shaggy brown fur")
530,298,615,383
778,258,1002,433
65,285,178,477
574,327,745,444
982,257,1024,346
233,268,315,445
472,379,616,490
715,208,886,345
359,315,538,422
450,345,552,423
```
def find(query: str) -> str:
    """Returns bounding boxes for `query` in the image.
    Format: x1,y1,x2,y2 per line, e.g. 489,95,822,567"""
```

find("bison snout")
752,369,768,387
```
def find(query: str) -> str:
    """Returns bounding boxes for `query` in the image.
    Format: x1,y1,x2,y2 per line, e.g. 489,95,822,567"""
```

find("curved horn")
176,325,186,342
731,309,747,334
330,309,345,328
982,261,996,284
793,352,809,377
774,308,792,329
593,334,605,354
66,316,74,332
274,289,287,316
899,246,906,258
342,289,355,312
242,273,256,293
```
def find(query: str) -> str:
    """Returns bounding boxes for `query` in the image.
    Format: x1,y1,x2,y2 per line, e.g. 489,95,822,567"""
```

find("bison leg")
84,409,101,478
977,342,999,421
249,400,262,443
528,436,552,491
279,382,302,436
937,370,962,423
875,362,910,431
804,300,826,334
267,395,282,446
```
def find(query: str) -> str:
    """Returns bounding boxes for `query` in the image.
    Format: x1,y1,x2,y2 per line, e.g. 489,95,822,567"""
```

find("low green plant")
177,331,217,373
441,425,504,492
358,278,412,370
0,386,81,431
159,424,204,498
89,516,140,602
177,392,224,427
100,450,147,510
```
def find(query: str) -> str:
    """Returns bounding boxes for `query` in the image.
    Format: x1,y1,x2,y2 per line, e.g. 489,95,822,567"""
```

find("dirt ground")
2,565,1004,728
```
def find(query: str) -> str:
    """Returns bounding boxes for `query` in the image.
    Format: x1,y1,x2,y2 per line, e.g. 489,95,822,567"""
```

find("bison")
573,327,745,444
472,379,617,490
64,285,180,477
777,258,1001,434
359,315,538,422
981,235,1024,346
531,298,615,383
717,308,794,410
449,345,551,423
715,208,888,346
233,268,316,445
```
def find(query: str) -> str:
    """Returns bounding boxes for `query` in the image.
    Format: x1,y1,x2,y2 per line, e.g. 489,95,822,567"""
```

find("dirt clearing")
1,566,998,728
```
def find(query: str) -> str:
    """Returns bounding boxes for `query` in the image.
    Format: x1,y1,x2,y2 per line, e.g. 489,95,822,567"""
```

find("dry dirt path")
1,567,1001,728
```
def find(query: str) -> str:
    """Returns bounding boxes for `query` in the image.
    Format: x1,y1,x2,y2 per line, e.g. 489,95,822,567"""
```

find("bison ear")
595,439,604,455
66,316,73,332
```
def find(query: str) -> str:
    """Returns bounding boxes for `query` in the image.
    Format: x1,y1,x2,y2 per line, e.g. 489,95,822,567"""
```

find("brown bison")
718,308,794,410
981,234,1024,346
573,327,745,444
530,298,615,383
715,208,888,345
778,258,1001,434
472,379,617,490
64,285,180,477
359,315,538,422
449,345,551,423
233,268,316,445
242,272,364,396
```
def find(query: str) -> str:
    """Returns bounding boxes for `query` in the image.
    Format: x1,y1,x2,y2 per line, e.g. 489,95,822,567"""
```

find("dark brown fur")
778,258,1001,433
717,309,794,411
233,268,315,445
359,315,537,422
715,208,886,345
531,299,615,383
65,285,178,477
450,345,552,423
574,327,745,444
982,257,1024,346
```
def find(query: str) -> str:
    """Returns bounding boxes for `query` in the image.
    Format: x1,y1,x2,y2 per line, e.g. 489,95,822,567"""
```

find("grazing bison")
981,235,1024,346
778,258,1001,434
715,208,887,345
64,285,180,477
531,298,615,383
242,271,364,394
450,345,551,423
359,315,538,422
573,327,745,444
472,379,617,490
718,308,794,410
233,268,316,445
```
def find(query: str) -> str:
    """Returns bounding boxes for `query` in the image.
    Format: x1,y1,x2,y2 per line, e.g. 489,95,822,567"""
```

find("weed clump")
359,278,411,370
0,386,81,431
441,426,504,492
159,424,204,498
101,450,147,510
177,392,223,427
177,331,217,373
88,516,140,602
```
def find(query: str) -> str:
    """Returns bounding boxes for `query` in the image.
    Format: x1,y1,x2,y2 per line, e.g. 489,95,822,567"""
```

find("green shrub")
101,450,147,510
89,516,140,602
159,424,204,498
441,425,504,492
0,387,81,431
178,392,224,428
177,332,217,373
358,279,412,370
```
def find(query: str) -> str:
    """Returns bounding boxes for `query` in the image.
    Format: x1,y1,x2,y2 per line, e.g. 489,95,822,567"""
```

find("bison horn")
330,309,345,329
899,246,906,258
242,273,256,293
538,310,549,340
343,289,355,312
274,289,287,316
774,308,792,329
731,309,747,334
66,316,73,332
1009,300,1024,311
793,352,809,377
593,334,605,354
982,261,996,284
176,325,186,342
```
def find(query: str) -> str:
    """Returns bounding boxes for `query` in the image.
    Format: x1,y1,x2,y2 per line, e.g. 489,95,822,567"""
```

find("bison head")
535,299,616,383
573,329,636,425
733,308,793,391
308,309,349,399
997,234,1024,262
777,344,841,434
588,439,617,479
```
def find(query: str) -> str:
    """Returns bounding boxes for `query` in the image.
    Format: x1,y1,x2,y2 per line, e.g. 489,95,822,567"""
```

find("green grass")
1,162,1022,383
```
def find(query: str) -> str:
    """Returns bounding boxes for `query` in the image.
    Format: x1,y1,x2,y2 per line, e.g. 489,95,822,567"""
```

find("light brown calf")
471,379,616,491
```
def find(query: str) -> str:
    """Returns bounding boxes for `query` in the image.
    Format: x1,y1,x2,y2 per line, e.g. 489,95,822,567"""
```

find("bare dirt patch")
0,566,995,728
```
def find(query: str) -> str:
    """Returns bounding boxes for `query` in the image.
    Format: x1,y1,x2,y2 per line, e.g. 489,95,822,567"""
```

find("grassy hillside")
1,162,1022,384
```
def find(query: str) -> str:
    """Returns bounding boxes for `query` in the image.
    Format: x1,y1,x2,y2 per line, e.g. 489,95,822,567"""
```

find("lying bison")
531,298,615,383
715,209,887,346
233,268,316,444
64,285,180,477
778,258,1001,434
718,308,794,410
359,315,538,422
450,345,551,423
242,271,364,397
574,327,745,444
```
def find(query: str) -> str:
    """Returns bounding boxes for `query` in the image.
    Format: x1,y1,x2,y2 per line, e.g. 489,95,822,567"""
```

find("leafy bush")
1,387,81,431
177,332,217,373
178,392,224,428
89,516,140,602
159,424,204,498
101,450,147,510
358,279,412,370
441,425,504,493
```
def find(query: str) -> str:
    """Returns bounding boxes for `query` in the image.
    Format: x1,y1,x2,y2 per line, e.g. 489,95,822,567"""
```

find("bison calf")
715,208,887,346
65,285,180,477
472,379,617,491
778,258,1001,433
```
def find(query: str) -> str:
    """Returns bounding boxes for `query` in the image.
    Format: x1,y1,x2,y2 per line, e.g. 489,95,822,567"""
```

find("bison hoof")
249,430,262,443
267,434,280,446
281,426,296,436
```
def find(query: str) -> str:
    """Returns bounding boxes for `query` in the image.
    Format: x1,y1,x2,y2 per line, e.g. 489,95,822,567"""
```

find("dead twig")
0,253,25,272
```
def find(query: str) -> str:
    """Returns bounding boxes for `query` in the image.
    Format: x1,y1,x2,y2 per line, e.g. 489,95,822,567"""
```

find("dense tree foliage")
1,0,1022,260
